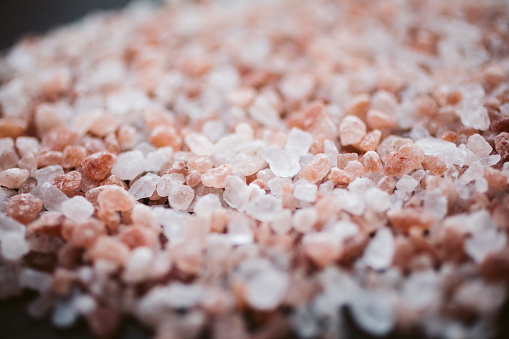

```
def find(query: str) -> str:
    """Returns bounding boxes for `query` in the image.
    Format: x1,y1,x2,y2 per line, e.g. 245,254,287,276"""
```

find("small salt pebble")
111,151,145,180
0,168,29,189
362,228,395,270
62,196,94,223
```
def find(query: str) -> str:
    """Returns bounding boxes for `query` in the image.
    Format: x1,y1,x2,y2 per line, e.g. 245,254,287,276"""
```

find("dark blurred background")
0,0,132,50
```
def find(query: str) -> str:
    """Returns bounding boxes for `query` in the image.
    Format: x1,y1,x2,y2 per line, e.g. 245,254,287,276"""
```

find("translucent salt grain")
248,95,280,127
416,137,466,168
0,168,29,189
465,227,506,263
42,182,69,213
201,164,233,188
285,128,313,158
293,180,317,203
128,173,160,200
246,194,282,222
343,160,365,178
334,189,365,216
302,232,340,267
98,186,135,212
467,134,492,158
224,175,250,210
1,232,29,261
156,173,185,197
401,270,440,310
364,188,390,213
270,209,292,235
144,147,173,173
230,152,266,176
323,139,339,168
362,228,395,270
185,132,214,156
62,196,94,223
350,291,395,336
194,194,221,218
457,85,490,130
227,214,254,245
299,154,330,184
293,208,318,233
424,190,448,219
168,184,194,211
396,175,419,192
111,151,145,180
261,146,301,178
280,72,315,101
339,115,367,146
360,151,383,174
123,247,154,284
245,268,288,311
34,165,64,186
267,177,292,197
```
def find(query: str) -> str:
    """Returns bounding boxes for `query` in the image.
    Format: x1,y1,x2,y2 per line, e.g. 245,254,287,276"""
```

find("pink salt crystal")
117,125,140,151
227,87,256,108
168,184,194,211
40,126,77,152
344,94,370,118
28,212,65,237
339,115,367,146
329,168,354,185
16,136,40,157
484,168,507,190
244,268,288,311
201,164,233,188
279,72,315,101
467,134,492,158
422,156,446,176
0,117,26,138
292,208,318,233
131,204,160,230
89,114,120,137
356,130,382,152
149,125,182,151
415,95,438,117
18,153,37,173
0,168,29,189
69,219,106,249
188,157,212,174
299,154,330,183
387,208,434,233
384,144,425,177
185,132,214,156
51,171,82,195
37,151,63,168
270,209,293,235
119,226,158,250
0,138,20,171
6,193,43,224
62,145,87,169
248,94,280,127
360,151,383,174
172,240,203,275
230,153,265,176
156,173,185,197
337,153,358,170
343,160,365,178
98,186,135,212
90,237,130,266
302,233,340,267
495,132,509,162
100,175,128,190
372,90,398,115
81,152,116,181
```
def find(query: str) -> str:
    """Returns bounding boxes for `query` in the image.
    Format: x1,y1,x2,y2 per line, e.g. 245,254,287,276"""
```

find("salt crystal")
1,232,29,261
0,168,29,189
416,137,466,168
98,186,135,212
34,165,64,186
128,173,160,200
230,152,266,176
457,84,490,130
465,227,506,263
362,228,395,270
323,140,339,168
268,177,292,197
424,190,448,219
168,184,194,211
144,147,173,173
223,175,250,211
123,247,154,284
348,177,376,196
261,146,301,178
73,295,97,315
20,268,52,293
111,151,145,180
194,194,221,218
270,209,292,235
185,132,214,156
324,220,359,241
396,175,419,192
244,268,288,311
401,270,440,310
293,180,317,203
364,187,390,213
285,128,313,158
62,196,94,222
42,182,69,213
106,88,149,115
350,291,395,337
280,72,315,101
227,213,254,245
201,164,233,188
372,90,398,115
246,194,282,222
0,138,19,171
293,208,318,233
334,189,365,216
302,232,340,266
339,115,367,146
467,134,492,158
156,173,185,197
248,94,280,127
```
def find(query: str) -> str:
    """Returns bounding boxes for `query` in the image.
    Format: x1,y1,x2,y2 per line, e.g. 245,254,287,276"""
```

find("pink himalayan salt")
360,151,383,174
149,125,182,151
201,164,233,188
344,93,370,118
51,171,82,195
422,156,447,176
0,138,19,171
27,212,65,237
100,175,128,189
484,168,507,190
302,233,340,267
329,168,354,185
339,115,367,146
37,151,63,168
293,208,318,233
356,129,382,152
89,114,120,137
0,168,29,189
62,145,87,169
366,109,397,130
143,106,176,129
384,144,425,177
188,157,212,174
90,237,130,266
117,124,140,151
343,160,365,178
299,154,330,183
98,186,135,212
415,95,438,117
6,193,43,224
64,219,106,249
185,132,214,156
81,152,116,181
337,153,358,170
0,117,26,138
40,126,77,152
387,208,434,233
119,226,158,250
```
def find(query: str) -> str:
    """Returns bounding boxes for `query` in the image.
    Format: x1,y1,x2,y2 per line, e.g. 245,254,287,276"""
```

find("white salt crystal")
1,232,29,261
401,270,440,310
111,150,145,180
424,190,448,219
270,209,293,235
416,137,466,168
350,291,395,337
475,155,501,168
459,163,483,185
152,207,189,242
248,94,280,127
129,173,160,200
227,214,254,245
268,177,292,197
223,175,250,211
106,88,149,115
34,165,64,186
285,128,313,158
396,175,419,192
467,134,492,158
362,228,395,270
245,268,288,311
42,182,69,213
168,184,194,211
348,177,375,196
194,194,221,218
334,189,365,216
323,139,339,168
213,134,241,165
62,196,94,223
123,247,154,284
292,208,318,233
261,146,301,178
156,173,185,197
364,188,390,213
246,194,282,222
465,227,506,263
324,220,359,241
230,152,266,176
185,132,214,156
280,72,315,101
458,85,490,130
293,179,317,203
144,147,173,173
372,90,398,115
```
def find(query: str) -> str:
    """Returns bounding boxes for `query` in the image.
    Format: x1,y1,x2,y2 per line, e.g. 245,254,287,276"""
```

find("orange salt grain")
149,125,182,151
28,212,66,237
484,168,507,190
339,115,367,146
37,151,63,168
366,109,397,130
0,118,27,138
201,164,233,188
81,152,116,181
343,160,364,178
329,168,354,185
6,193,43,225
51,171,82,195
90,237,130,266
299,154,329,183
62,145,87,169
337,153,358,170
384,144,425,177
98,186,135,212
100,175,128,189
344,93,370,119
422,156,446,176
